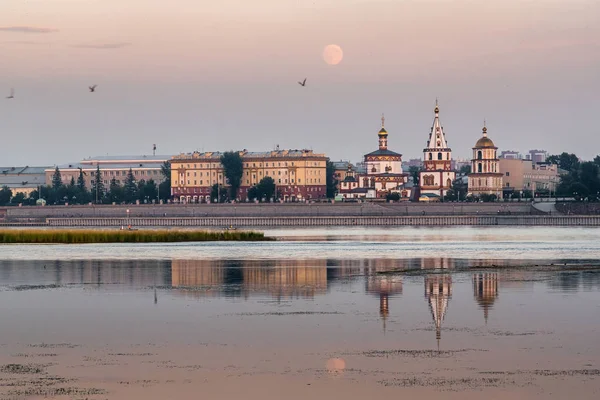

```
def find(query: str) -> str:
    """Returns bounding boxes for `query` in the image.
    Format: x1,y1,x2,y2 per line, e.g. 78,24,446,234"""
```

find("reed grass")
0,229,273,244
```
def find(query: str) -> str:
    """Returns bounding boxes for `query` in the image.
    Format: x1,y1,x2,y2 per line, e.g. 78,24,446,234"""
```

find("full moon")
323,44,343,65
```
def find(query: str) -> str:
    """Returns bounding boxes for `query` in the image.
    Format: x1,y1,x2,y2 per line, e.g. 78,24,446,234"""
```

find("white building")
419,102,456,199
339,115,410,200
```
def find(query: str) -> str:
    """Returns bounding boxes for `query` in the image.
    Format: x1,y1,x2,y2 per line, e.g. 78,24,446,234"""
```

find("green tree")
547,153,579,172
247,186,259,202
409,166,421,186
256,176,276,202
386,192,400,201
0,186,13,206
220,151,243,201
480,193,498,202
159,161,171,201
459,165,472,175
92,166,105,204
51,167,62,189
10,192,26,205
107,178,125,204
144,179,158,203
75,168,89,204
211,184,227,203
579,162,600,196
124,168,138,203
594,155,600,168
326,161,337,199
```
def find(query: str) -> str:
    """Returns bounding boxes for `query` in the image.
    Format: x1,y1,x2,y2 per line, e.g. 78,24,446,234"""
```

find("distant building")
404,158,423,169
339,115,410,200
45,155,170,190
526,149,548,164
0,166,49,197
468,124,503,198
170,149,327,202
331,160,355,192
500,150,522,160
419,102,456,199
499,159,559,196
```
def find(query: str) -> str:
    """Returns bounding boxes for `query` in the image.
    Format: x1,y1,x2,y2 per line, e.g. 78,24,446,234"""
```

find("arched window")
437,153,442,160
428,153,433,160
446,178,452,187
446,153,450,160
478,163,482,173
477,150,483,160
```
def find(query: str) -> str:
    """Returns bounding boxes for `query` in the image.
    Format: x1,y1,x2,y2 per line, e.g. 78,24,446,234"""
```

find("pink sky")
1,0,599,165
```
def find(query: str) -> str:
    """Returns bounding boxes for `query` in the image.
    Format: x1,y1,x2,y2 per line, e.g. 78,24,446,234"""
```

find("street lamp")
126,208,130,228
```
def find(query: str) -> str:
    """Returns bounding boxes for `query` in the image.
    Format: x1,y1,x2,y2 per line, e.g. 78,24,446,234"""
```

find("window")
437,153,442,160
506,182,510,187
478,163,482,173
477,151,482,160
428,153,432,160
194,180,197,185
447,153,450,160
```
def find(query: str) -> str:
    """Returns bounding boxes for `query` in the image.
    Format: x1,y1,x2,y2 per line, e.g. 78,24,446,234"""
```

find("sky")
1,0,599,166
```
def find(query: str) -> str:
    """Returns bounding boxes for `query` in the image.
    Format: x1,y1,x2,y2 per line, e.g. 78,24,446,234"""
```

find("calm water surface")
1,227,599,399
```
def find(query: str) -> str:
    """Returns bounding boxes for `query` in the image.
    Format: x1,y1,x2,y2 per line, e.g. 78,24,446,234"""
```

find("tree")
256,176,276,202
144,179,158,203
220,151,243,201
159,161,171,201
326,161,337,199
579,162,600,196
10,192,26,205
51,167,62,189
211,184,227,203
75,168,89,204
108,178,124,204
386,192,400,201
409,166,421,186
547,152,579,172
594,155,600,168
92,166,105,203
247,186,259,202
459,165,472,175
0,186,13,206
124,168,138,203
480,193,497,202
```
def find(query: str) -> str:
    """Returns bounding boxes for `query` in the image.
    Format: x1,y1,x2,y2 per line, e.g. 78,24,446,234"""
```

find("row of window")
178,161,324,169
100,170,159,177
475,162,498,173
427,152,451,161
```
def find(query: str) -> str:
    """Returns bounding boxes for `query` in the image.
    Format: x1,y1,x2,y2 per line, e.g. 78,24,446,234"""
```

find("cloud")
0,26,59,34
71,42,132,49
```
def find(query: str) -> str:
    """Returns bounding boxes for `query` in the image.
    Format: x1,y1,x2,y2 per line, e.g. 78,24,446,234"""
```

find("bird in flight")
6,88,14,99
298,78,306,87
89,85,97,92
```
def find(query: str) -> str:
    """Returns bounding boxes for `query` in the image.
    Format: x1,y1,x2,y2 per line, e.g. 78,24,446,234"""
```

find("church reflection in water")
1,257,571,347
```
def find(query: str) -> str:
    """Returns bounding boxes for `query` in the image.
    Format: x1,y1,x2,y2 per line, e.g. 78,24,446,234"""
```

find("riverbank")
0,229,272,244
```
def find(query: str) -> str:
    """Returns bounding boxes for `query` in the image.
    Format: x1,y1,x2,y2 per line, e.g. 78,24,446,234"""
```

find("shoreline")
0,229,273,244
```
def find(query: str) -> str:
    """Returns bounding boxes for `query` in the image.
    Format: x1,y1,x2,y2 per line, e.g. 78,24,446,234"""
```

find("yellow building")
468,124,503,198
171,149,327,202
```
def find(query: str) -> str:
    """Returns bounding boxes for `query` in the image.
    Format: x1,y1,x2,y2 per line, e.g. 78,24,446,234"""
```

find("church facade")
339,116,410,200
419,102,456,199
468,124,503,198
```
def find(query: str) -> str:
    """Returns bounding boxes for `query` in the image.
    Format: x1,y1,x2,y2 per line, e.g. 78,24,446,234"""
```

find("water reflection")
424,274,452,349
473,273,499,323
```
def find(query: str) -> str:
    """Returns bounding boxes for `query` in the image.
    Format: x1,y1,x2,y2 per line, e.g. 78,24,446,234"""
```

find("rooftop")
82,155,172,162
173,149,326,160
0,166,51,175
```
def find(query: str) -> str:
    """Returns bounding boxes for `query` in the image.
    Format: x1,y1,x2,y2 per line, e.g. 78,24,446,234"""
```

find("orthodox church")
339,115,410,200
419,101,456,199
468,123,503,198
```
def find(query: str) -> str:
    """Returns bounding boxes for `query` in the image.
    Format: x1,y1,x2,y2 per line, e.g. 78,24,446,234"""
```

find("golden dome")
474,125,495,148
378,127,388,136
475,136,495,148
